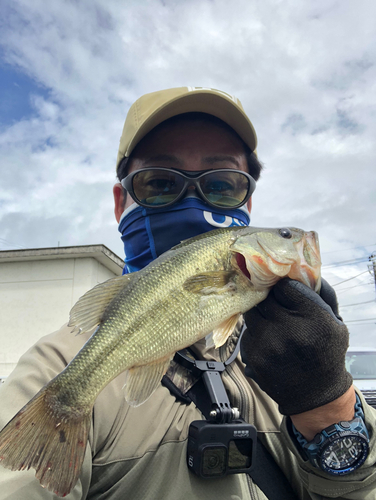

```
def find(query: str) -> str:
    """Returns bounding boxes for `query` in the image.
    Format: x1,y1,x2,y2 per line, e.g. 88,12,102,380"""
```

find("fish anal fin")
68,274,136,335
212,313,242,348
183,271,236,294
0,387,92,497
124,356,173,407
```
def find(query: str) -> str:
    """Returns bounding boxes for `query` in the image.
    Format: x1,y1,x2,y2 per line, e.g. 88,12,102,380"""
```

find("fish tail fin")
0,387,92,497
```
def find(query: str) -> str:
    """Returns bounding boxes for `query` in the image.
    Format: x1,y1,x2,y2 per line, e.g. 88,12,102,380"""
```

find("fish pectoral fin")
205,332,215,349
183,271,236,294
123,356,173,407
212,313,242,348
68,274,137,334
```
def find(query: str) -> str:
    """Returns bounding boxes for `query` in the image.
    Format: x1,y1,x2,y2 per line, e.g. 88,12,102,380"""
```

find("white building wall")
0,252,122,378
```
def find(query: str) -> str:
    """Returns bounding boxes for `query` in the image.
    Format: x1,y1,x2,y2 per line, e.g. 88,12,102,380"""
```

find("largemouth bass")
0,225,321,496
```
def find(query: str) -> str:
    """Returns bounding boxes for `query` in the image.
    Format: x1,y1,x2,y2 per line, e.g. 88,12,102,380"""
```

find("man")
0,87,375,499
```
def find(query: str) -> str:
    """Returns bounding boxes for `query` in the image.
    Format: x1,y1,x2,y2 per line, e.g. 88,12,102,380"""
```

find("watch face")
320,435,369,475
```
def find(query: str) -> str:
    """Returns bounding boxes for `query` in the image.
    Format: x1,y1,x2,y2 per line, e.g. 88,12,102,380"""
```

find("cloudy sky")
1,0,375,346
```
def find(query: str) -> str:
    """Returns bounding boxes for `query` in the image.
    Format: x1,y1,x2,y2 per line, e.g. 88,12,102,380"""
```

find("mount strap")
162,341,299,499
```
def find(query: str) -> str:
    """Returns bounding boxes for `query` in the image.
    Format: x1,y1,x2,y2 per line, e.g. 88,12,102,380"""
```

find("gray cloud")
336,108,363,133
0,0,375,345
281,114,307,135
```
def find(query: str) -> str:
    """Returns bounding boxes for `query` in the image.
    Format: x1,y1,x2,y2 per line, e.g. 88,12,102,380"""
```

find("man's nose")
184,186,200,199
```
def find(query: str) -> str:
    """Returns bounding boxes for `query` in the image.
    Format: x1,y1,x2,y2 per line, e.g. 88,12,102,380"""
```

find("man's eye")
148,179,176,191
205,181,234,192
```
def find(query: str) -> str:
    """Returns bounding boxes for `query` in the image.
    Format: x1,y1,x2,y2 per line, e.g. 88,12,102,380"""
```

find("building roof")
0,245,124,275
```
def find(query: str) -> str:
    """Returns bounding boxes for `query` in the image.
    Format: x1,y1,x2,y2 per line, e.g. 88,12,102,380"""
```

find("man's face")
113,118,251,221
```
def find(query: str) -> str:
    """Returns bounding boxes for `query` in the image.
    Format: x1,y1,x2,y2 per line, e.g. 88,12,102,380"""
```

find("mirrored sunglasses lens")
132,170,185,206
199,171,249,207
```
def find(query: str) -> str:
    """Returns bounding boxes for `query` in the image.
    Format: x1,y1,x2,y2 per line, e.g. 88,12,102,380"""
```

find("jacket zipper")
220,332,260,499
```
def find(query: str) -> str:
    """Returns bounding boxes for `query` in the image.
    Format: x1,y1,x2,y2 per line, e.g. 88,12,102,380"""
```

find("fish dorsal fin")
68,274,136,334
212,313,242,348
123,356,173,407
183,271,236,294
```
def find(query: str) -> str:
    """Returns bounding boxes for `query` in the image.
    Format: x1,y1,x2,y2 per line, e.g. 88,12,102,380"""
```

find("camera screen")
201,445,227,477
228,439,253,469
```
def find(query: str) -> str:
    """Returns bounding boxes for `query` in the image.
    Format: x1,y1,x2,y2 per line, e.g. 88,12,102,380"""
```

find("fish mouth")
286,231,321,292
235,252,251,280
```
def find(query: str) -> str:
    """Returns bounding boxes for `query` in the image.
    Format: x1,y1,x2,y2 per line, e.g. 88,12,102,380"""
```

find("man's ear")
113,183,125,223
247,196,252,213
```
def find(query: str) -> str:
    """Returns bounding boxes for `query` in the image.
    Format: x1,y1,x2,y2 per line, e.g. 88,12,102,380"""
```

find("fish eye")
279,228,292,239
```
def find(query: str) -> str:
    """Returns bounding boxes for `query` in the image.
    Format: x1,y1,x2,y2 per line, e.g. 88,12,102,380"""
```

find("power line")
337,282,374,294
340,300,376,308
322,257,369,269
321,243,376,255
332,270,369,287
323,251,376,271
345,318,376,323
347,323,376,326
0,238,26,250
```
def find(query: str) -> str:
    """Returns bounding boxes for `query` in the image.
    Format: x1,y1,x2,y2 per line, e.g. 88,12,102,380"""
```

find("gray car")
346,348,376,408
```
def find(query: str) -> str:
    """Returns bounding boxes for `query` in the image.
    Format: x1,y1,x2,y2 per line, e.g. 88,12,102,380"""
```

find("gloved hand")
241,278,353,415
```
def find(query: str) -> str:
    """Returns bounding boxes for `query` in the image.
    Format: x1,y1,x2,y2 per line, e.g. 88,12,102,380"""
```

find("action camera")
187,419,257,477
174,327,258,480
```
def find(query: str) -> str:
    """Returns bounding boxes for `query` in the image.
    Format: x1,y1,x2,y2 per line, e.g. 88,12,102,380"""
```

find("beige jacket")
0,324,376,499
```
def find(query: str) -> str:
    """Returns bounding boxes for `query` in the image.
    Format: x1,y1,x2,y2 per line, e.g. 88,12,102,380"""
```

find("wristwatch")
292,394,369,475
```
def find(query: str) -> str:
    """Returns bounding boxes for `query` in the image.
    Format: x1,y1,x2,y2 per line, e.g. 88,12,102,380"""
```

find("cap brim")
125,91,257,158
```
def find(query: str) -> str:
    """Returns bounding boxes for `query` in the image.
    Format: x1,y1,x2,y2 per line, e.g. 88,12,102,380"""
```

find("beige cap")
116,86,257,172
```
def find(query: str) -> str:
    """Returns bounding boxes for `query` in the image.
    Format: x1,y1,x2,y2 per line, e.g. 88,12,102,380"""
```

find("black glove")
241,278,352,415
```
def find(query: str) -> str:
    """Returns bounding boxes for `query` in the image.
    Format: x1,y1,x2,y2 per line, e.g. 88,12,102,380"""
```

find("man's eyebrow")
203,155,240,168
145,154,183,166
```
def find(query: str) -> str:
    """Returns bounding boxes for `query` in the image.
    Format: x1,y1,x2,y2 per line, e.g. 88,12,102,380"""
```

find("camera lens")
201,445,227,477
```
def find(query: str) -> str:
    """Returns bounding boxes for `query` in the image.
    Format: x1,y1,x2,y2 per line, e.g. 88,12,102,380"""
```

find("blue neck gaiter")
118,196,250,274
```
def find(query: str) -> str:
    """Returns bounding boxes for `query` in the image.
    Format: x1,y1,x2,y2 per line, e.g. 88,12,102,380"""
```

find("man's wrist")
290,386,356,441
291,390,369,475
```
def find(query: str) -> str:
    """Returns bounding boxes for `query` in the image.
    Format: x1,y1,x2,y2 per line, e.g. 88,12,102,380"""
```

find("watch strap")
291,394,369,474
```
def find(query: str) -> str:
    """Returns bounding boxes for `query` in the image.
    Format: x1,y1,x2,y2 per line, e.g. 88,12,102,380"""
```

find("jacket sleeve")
280,387,376,499
0,325,93,500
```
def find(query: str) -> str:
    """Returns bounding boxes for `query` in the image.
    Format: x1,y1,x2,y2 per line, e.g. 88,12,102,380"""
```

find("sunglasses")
121,168,256,209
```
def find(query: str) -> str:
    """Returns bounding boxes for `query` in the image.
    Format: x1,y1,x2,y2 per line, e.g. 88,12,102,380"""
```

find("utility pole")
369,253,376,294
